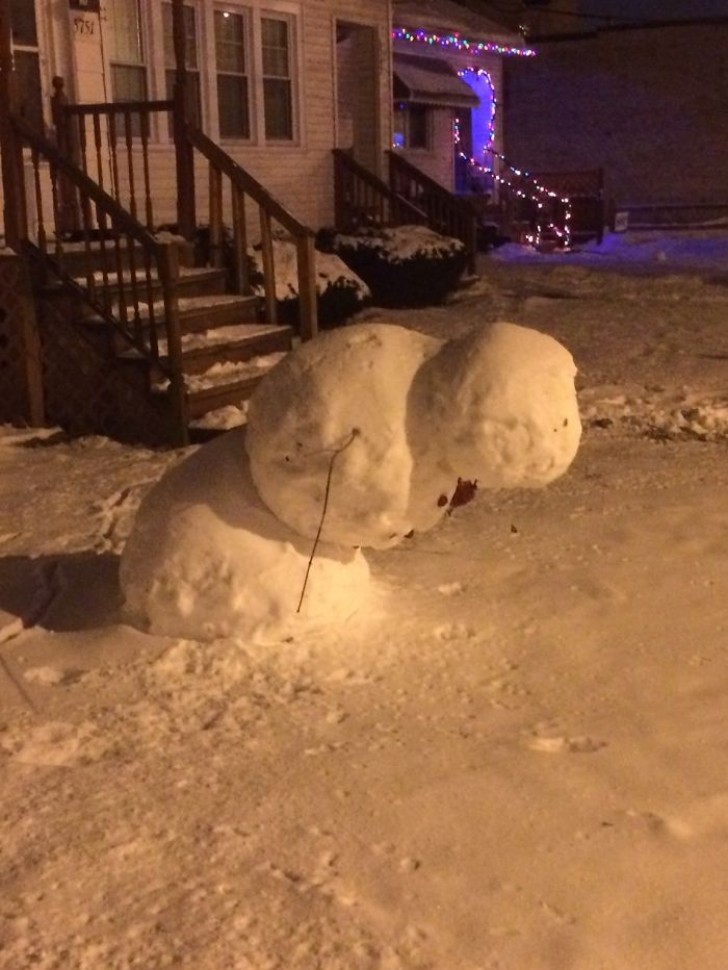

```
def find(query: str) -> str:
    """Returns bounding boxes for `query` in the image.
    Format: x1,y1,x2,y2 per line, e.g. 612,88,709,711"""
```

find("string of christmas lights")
392,26,536,58
486,149,573,249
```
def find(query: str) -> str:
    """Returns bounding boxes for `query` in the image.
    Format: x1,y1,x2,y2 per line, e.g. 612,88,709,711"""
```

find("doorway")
334,21,380,174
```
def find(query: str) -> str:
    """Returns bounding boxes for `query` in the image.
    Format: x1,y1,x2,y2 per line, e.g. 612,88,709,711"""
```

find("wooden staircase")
0,41,316,445
58,239,293,441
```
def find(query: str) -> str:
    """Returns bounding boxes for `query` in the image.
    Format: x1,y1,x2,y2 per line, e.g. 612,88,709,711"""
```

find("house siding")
1,0,392,239
503,22,728,207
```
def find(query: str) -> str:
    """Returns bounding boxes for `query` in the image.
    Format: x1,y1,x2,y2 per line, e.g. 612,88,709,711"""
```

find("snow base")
120,429,370,641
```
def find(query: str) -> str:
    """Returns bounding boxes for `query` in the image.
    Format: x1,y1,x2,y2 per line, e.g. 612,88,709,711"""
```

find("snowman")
121,321,581,641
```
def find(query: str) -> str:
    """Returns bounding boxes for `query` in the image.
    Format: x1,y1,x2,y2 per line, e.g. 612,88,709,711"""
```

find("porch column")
0,0,28,249
172,0,196,240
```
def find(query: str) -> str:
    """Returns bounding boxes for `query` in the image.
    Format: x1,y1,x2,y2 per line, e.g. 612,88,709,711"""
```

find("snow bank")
120,429,370,641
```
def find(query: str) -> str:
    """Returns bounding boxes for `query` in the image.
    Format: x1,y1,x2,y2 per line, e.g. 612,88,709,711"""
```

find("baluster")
93,113,105,196
156,241,188,445
96,210,113,318
296,232,317,342
29,147,47,254
259,206,277,326
126,233,143,344
209,164,223,268
231,187,249,293
108,111,121,212
140,108,154,229
112,229,129,332
144,248,159,360
124,109,137,220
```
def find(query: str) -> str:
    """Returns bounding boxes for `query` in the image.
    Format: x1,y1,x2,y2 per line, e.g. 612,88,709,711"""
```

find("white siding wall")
1,0,393,239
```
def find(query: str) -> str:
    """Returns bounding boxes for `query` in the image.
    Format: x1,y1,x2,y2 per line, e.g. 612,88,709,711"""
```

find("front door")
334,21,379,174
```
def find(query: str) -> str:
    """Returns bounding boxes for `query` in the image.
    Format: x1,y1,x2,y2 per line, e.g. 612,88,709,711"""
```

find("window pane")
217,75,249,138
409,106,428,149
9,0,37,47
163,4,198,70
215,10,246,73
15,50,43,129
111,64,148,102
107,0,144,66
261,17,289,77
264,78,292,139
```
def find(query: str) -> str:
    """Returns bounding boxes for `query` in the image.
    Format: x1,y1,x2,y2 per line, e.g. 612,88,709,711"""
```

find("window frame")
213,5,253,143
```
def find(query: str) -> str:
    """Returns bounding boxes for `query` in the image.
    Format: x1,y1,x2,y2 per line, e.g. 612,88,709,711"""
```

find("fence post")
172,0,195,241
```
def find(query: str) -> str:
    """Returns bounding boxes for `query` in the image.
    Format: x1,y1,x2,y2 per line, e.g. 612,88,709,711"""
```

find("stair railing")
51,76,174,234
184,125,318,341
333,149,428,233
10,114,188,442
387,150,478,273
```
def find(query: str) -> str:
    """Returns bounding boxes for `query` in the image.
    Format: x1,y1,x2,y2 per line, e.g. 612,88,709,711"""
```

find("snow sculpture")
121,320,580,640
245,323,457,549
120,429,369,641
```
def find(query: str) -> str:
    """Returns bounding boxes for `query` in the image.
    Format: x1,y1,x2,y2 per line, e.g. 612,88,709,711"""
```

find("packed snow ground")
2,230,728,970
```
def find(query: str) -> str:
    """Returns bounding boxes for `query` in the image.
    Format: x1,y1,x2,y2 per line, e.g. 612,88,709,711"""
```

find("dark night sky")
579,0,728,22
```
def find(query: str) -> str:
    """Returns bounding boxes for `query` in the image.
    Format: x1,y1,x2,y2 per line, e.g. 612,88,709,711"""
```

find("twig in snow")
297,428,360,614
0,652,39,714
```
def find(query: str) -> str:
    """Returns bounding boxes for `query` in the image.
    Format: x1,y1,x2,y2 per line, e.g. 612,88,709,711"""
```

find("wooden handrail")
61,99,174,117
186,123,318,340
333,148,427,229
13,115,159,249
186,125,313,239
387,150,478,272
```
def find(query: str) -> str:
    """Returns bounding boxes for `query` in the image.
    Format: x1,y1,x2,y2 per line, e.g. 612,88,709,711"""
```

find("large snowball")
415,322,581,488
120,429,370,641
245,323,457,549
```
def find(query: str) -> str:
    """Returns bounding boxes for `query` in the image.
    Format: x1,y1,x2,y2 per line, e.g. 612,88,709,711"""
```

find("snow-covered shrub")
248,238,371,330
318,225,469,308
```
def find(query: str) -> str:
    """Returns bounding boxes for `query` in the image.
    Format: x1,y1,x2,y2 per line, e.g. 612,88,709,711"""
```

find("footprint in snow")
435,622,475,641
528,734,607,754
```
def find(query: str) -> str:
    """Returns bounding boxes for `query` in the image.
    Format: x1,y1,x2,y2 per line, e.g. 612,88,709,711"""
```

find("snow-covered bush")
318,225,469,308
249,238,371,330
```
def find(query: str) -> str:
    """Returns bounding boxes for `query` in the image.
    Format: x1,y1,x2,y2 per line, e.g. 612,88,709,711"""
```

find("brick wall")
503,22,728,207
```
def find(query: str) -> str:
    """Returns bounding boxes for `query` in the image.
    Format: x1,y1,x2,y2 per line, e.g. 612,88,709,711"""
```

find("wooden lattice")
0,255,43,426
37,295,180,447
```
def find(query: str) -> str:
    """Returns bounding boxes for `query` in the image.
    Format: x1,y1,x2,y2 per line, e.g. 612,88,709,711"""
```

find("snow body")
120,428,369,641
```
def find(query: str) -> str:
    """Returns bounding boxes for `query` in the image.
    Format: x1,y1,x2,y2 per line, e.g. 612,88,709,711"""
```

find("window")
163,2,202,125
9,0,43,129
215,9,250,139
393,105,430,150
107,0,148,103
261,15,293,140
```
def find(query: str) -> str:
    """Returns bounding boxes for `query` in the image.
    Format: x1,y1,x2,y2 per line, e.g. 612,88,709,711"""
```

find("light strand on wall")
393,26,536,58
456,67,497,173
487,149,573,249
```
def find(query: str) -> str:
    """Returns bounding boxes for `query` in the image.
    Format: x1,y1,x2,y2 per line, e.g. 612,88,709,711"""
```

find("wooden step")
56,234,195,276
181,350,288,419
177,323,292,374
74,264,229,303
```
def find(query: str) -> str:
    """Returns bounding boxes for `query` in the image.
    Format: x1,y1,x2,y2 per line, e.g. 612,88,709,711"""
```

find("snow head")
245,323,457,549
416,322,582,488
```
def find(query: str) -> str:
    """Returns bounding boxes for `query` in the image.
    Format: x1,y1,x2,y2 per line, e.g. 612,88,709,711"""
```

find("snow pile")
122,321,580,637
120,429,369,641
